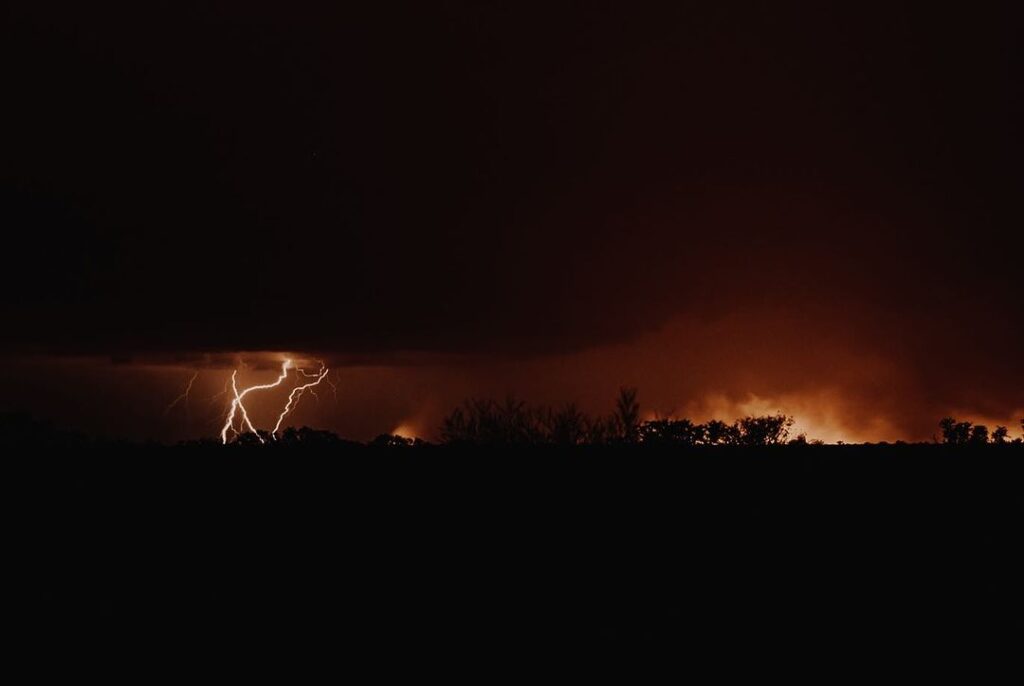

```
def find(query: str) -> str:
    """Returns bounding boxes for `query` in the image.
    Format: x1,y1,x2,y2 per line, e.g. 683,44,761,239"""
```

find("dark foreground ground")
14,442,1024,672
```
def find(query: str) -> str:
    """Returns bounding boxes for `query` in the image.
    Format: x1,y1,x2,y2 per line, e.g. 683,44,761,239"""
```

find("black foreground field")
18,442,1024,669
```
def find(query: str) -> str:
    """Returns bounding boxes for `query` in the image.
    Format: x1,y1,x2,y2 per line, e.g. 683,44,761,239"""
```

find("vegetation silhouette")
939,416,1024,447
12,401,1024,659
4,393,1022,449
439,391,1022,449
440,394,804,447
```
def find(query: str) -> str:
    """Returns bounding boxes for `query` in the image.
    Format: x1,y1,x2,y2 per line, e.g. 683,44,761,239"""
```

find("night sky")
2,2,1021,442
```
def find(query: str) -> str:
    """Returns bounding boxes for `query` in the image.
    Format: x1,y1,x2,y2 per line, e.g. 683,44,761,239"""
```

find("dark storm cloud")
1,3,1021,436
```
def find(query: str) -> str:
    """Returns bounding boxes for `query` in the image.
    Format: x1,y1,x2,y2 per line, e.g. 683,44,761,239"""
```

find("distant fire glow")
220,358,330,444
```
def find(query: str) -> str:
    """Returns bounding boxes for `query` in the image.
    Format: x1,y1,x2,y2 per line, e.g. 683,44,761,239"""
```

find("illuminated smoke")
219,358,331,444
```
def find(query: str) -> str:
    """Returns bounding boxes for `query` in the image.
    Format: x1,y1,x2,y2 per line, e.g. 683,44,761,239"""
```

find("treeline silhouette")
440,389,1023,447
440,388,801,447
938,416,1024,446
16,397,1024,658
4,389,1022,449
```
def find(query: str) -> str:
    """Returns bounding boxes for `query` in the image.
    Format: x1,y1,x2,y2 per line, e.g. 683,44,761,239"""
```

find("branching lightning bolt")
324,375,339,403
165,371,199,416
271,362,329,436
219,358,331,445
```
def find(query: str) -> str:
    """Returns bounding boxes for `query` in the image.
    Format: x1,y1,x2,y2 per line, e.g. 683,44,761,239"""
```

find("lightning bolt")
271,362,329,436
219,358,331,445
164,371,199,416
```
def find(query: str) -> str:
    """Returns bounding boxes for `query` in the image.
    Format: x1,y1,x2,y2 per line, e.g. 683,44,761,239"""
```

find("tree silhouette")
543,404,588,446
968,425,990,446
939,417,973,445
441,396,546,445
584,415,617,446
992,426,1009,445
613,387,640,443
440,395,807,448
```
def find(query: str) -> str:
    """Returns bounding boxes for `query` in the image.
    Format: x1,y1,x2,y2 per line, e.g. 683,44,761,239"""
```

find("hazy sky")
2,3,1021,442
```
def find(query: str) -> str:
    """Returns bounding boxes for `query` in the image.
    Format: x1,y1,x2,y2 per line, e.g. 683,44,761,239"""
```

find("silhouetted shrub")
701,419,741,446
640,418,702,447
737,414,794,446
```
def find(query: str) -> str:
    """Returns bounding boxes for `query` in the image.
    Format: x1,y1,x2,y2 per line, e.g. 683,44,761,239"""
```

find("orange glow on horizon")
391,422,421,440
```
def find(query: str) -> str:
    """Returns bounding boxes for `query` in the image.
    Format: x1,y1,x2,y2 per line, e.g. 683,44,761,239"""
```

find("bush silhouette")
737,414,795,446
641,418,702,447
702,419,740,446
